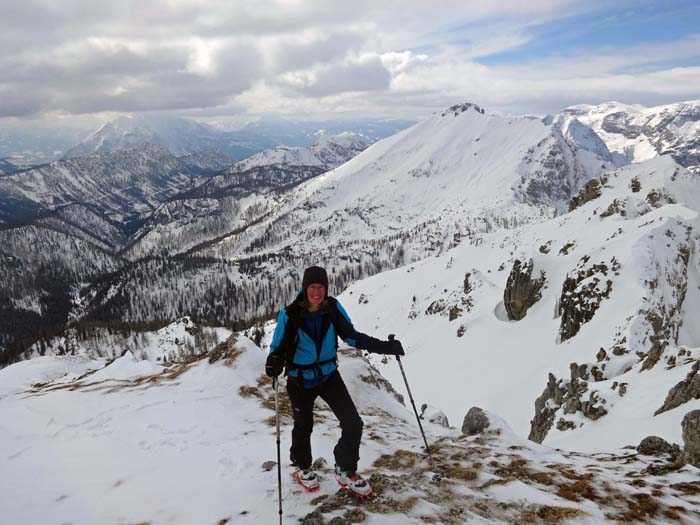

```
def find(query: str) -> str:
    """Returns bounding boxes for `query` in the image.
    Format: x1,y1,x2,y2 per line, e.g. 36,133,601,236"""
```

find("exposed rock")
312,457,328,470
529,373,566,443
641,340,667,371
529,361,611,442
569,178,603,211
559,256,613,341
556,418,576,432
420,404,450,428
448,305,463,321
601,111,643,138
655,362,700,415
261,460,277,471
462,406,490,435
682,410,700,468
637,436,675,456
600,198,626,218
579,391,608,421
646,188,676,208
441,102,485,117
503,259,546,321
463,272,472,294
558,241,576,255
630,176,641,192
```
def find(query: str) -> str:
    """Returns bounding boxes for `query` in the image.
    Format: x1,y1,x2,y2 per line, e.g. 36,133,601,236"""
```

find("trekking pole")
389,335,433,459
273,377,283,525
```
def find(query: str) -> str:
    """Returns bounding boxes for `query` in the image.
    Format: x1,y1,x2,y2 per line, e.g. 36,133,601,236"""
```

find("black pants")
286,370,364,474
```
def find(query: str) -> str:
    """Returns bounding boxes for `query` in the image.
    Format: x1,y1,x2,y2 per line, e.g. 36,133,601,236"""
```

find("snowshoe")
294,468,320,492
334,465,374,499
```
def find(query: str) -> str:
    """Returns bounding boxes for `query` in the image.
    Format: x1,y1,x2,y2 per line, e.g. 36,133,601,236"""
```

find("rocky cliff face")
503,258,546,320
566,101,700,173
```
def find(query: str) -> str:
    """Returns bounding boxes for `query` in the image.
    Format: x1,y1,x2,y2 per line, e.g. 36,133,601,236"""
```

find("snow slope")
564,100,700,172
208,103,614,268
3,335,698,524
331,155,700,452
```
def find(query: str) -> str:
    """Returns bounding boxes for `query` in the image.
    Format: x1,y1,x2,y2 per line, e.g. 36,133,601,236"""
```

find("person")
265,265,404,498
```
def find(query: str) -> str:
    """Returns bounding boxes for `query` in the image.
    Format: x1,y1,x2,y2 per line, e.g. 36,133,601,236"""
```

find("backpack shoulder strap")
280,301,302,372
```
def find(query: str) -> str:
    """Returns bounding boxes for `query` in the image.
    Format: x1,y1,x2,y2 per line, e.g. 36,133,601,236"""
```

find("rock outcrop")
655,362,700,415
569,177,604,211
529,363,609,443
503,259,546,321
559,256,617,341
682,410,700,468
420,404,450,428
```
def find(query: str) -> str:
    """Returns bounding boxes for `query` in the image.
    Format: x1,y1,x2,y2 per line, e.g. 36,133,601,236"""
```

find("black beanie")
302,266,329,295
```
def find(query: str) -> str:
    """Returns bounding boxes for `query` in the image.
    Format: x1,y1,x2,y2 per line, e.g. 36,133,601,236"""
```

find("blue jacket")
269,296,368,385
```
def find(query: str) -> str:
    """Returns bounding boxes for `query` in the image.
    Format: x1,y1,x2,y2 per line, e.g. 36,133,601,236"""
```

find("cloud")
277,54,392,97
0,0,697,121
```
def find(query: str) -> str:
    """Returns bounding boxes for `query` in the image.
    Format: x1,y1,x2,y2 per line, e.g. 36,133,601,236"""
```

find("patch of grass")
670,482,700,495
444,463,478,481
555,478,599,503
536,505,580,523
617,493,660,522
373,449,420,470
310,494,329,505
208,338,242,365
529,471,556,486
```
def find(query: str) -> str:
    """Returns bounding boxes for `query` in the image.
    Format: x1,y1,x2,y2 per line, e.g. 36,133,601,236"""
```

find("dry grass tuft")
555,477,599,503
444,463,478,481
208,336,242,365
373,449,420,470
616,493,659,522
670,482,700,495
536,505,580,523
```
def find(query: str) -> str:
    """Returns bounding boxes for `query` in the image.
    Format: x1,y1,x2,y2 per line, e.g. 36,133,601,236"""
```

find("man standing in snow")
265,265,404,498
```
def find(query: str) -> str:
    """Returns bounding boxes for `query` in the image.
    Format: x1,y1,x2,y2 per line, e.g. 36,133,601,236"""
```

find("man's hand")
265,352,284,378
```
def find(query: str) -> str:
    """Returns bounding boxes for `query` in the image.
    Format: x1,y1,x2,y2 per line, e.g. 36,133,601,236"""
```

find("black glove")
265,352,284,378
386,338,405,356
367,337,404,356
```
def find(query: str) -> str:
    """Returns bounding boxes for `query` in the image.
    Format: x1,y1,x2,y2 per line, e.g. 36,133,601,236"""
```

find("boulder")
682,410,700,468
462,407,490,435
420,404,450,428
637,436,675,456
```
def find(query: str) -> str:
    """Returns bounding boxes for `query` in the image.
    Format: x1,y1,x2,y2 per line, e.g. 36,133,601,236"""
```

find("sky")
1,0,699,127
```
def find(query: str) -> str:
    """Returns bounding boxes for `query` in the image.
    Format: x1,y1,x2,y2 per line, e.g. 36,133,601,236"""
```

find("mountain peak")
440,102,486,118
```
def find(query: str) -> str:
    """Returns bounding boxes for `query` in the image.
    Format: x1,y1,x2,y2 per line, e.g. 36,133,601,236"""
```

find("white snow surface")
3,335,699,524
330,155,700,451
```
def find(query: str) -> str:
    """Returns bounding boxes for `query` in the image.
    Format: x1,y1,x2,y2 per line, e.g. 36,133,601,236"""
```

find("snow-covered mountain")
563,100,700,172
0,158,20,175
63,115,227,159
0,126,89,165
334,155,700,454
120,132,369,260
201,103,614,267
0,143,200,224
231,131,367,173
63,114,410,162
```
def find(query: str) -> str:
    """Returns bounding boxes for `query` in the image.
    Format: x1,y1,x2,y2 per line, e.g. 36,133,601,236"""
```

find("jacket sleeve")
268,309,288,355
334,301,386,352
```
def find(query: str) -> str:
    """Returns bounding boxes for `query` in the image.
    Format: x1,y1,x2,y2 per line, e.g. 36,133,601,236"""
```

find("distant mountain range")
0,114,412,166
1,100,699,367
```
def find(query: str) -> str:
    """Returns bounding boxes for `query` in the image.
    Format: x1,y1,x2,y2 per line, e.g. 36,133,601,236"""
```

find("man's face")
306,283,326,308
